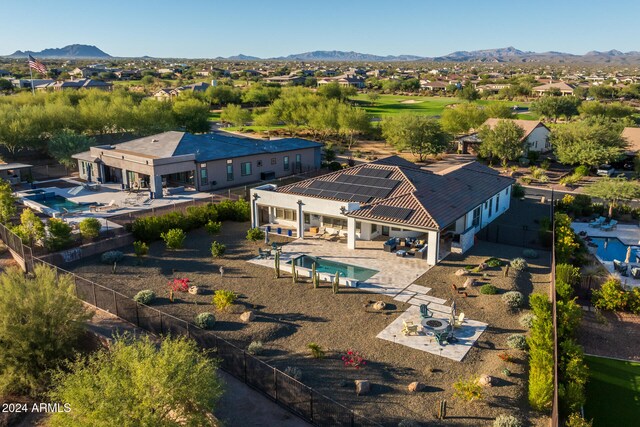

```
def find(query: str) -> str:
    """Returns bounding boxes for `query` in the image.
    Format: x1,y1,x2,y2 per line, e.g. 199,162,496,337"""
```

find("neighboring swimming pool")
590,237,636,262
25,193,91,213
292,255,379,282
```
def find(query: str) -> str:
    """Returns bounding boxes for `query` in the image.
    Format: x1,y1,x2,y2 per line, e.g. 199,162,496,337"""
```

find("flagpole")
28,58,35,96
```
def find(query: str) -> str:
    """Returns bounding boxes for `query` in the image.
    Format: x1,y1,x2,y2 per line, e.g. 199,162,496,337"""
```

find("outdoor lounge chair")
631,267,640,279
453,312,465,328
258,248,271,259
434,330,450,346
401,320,419,336
613,259,629,276
420,304,432,319
313,227,326,239
93,200,118,212
588,216,606,228
600,220,618,231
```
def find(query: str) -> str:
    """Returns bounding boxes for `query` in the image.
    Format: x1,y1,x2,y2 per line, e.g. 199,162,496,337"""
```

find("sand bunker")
400,100,422,104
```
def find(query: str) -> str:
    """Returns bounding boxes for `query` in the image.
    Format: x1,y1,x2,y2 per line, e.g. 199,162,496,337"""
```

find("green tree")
485,103,513,118
382,114,452,161
140,75,154,86
478,119,526,166
14,208,45,246
584,177,640,217
220,104,252,127
459,83,480,101
366,92,380,104
241,84,280,106
440,103,487,135
527,293,554,411
308,98,340,140
79,217,101,240
337,104,371,149
46,218,73,251
579,101,635,119
531,95,581,122
172,98,210,133
0,79,12,92
205,85,242,105
317,82,343,100
550,119,626,167
0,265,90,396
48,130,95,169
0,178,17,224
49,336,223,426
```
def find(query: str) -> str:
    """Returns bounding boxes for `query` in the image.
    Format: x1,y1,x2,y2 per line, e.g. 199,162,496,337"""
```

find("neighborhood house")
250,157,514,265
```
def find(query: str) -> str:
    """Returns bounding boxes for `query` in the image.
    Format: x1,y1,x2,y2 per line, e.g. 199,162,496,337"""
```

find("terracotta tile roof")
277,156,514,230
481,118,548,141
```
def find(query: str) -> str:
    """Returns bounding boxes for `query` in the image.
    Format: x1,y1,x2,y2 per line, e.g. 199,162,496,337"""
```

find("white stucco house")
250,156,514,266
461,119,551,154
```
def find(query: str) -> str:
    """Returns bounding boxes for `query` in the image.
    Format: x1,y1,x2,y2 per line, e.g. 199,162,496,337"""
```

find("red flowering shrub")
170,278,189,292
341,349,366,369
498,352,514,363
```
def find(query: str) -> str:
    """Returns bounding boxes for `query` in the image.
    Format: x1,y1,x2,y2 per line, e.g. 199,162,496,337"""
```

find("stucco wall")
526,126,551,153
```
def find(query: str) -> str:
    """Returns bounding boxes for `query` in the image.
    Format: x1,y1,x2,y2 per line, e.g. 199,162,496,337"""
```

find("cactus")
314,272,320,288
332,271,340,294
311,262,316,284
291,259,297,283
274,251,280,278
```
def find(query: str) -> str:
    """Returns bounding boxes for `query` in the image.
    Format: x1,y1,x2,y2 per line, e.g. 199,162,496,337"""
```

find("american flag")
28,55,47,74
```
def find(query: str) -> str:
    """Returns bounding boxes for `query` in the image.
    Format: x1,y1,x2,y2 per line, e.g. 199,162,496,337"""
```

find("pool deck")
572,221,640,288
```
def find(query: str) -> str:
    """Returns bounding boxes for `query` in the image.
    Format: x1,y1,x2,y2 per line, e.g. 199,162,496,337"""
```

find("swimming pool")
590,237,637,262
25,193,91,213
292,255,379,282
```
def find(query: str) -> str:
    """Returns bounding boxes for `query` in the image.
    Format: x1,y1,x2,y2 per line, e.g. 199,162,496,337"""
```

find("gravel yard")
66,222,551,426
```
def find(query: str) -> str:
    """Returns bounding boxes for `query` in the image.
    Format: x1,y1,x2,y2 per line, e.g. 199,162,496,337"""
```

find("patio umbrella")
265,231,270,245
625,245,632,264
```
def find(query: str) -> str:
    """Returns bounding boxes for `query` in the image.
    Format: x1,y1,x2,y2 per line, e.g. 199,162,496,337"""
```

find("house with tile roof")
478,118,551,153
250,157,514,265
532,81,574,96
72,131,322,198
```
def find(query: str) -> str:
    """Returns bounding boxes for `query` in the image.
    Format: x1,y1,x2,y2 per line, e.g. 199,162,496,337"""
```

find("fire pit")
421,318,449,332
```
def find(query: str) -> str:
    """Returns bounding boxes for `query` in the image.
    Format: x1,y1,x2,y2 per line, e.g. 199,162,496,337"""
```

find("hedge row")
131,199,250,242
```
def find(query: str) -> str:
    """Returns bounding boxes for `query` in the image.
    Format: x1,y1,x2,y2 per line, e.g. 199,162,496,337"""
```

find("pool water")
590,237,636,262
292,255,379,282
26,194,90,213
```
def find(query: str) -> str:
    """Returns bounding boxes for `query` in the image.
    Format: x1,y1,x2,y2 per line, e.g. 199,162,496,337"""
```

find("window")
275,208,297,221
506,186,509,196
271,158,277,165
472,206,481,227
371,224,378,233
304,213,310,224
322,216,347,230
257,160,263,167
495,194,500,212
226,160,234,181
283,156,289,170
489,197,493,216
200,164,208,185
81,162,86,175
295,154,301,171
241,162,252,176
356,221,361,233
484,201,488,209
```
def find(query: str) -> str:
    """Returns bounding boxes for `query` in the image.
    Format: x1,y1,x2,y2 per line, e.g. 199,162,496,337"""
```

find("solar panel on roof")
307,177,398,200
336,174,399,189
356,167,392,178
370,205,413,220
350,194,371,203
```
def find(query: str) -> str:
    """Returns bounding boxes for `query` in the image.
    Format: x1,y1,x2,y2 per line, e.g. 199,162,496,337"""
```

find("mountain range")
6,44,111,58
5,44,640,63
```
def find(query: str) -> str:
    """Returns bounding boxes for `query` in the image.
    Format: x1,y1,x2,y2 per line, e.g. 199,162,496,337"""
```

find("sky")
1,0,640,58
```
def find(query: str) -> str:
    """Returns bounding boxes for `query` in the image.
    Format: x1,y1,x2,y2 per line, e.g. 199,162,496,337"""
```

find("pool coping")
287,254,379,284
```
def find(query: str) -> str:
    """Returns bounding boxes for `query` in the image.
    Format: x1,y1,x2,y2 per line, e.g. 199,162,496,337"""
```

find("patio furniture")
588,216,606,228
600,220,618,231
396,249,407,257
383,238,397,252
258,248,271,259
631,267,640,279
420,304,432,319
434,330,450,346
453,312,465,328
312,227,326,238
421,318,449,332
92,200,118,212
613,259,629,276
277,227,282,234
287,229,293,237
402,320,419,336
414,245,428,260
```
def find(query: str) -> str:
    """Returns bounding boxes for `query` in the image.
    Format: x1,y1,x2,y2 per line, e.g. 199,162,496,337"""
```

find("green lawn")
584,355,640,427
350,94,534,119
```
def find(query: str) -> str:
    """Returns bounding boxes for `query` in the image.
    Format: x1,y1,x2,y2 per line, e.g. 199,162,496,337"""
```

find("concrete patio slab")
409,294,447,305
376,305,487,362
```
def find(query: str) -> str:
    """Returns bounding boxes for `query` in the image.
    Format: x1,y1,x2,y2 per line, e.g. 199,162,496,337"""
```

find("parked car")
596,164,616,177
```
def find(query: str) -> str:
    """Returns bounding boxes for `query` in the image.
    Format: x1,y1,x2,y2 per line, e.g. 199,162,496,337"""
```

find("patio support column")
122,168,129,187
347,217,356,250
426,230,439,265
296,200,303,239
150,175,163,199
251,194,259,229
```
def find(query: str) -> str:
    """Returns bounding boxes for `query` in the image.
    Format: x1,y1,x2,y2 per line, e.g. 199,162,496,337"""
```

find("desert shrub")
592,278,628,312
486,257,502,267
78,217,101,239
215,200,250,222
284,366,302,380
511,183,525,198
205,220,222,234
628,288,640,315
46,218,73,251
130,203,219,242
519,313,536,329
493,414,522,427
247,340,264,355
565,413,592,427
213,290,236,311
323,147,336,162
540,159,551,170
185,204,218,229
480,284,498,295
210,241,226,258
246,227,265,241
502,291,524,309
194,312,215,330
453,376,483,401
327,161,342,171
133,241,149,258
522,249,538,259
507,334,528,350
555,213,580,264
307,342,325,359
510,257,528,272
161,228,186,249
101,250,123,264
133,289,155,305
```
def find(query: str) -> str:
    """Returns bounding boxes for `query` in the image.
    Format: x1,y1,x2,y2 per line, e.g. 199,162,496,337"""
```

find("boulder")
240,311,255,323
407,381,425,392
372,301,386,311
462,278,476,288
478,374,493,387
355,380,371,395
454,269,468,277
188,286,200,295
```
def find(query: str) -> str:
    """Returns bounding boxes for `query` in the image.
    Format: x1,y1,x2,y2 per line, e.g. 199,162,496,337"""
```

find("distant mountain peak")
6,44,111,58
